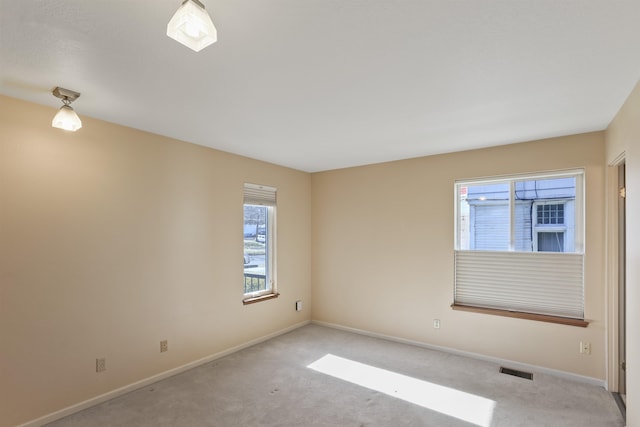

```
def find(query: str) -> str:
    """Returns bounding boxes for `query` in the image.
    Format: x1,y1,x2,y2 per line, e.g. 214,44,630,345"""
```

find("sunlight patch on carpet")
308,354,495,427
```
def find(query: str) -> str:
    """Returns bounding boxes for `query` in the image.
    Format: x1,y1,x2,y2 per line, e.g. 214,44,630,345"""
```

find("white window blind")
244,183,276,206
455,250,584,319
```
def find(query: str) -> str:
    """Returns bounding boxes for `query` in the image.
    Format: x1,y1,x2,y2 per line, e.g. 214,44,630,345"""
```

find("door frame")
617,162,626,399
606,153,626,395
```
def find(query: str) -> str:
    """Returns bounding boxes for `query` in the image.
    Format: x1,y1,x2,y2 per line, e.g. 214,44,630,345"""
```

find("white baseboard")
312,320,606,389
18,320,311,427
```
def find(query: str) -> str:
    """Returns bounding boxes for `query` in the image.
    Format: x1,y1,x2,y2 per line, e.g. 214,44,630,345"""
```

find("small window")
536,203,564,225
454,170,585,320
243,183,277,303
532,201,572,252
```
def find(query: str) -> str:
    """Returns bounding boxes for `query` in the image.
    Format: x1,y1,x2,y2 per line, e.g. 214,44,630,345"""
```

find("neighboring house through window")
454,170,584,320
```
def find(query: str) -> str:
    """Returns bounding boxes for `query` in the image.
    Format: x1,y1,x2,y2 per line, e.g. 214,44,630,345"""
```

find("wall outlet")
295,300,302,312
579,341,591,355
96,358,106,372
160,340,168,353
433,319,441,329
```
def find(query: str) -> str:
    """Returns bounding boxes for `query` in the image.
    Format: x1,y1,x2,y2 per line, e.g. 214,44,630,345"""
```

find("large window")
243,183,277,303
454,170,585,321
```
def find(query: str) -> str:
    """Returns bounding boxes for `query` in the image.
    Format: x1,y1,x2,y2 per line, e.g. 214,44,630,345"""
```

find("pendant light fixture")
167,0,217,52
52,87,82,131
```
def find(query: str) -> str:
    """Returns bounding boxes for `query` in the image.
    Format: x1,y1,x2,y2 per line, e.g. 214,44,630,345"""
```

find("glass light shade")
52,105,82,131
167,0,217,52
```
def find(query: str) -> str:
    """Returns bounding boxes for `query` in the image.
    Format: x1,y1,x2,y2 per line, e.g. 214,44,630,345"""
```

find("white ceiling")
2,1,639,172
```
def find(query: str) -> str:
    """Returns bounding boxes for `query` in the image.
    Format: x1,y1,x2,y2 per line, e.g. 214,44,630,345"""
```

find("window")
243,183,277,303
533,201,573,252
454,170,585,321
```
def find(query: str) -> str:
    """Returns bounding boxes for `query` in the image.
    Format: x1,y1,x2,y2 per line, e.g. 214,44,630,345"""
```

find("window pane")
460,182,509,250
537,232,564,252
244,204,270,294
513,177,575,252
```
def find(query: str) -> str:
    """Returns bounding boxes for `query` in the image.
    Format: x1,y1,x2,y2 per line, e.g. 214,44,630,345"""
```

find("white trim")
509,180,515,251
17,321,311,427
575,171,585,253
311,320,606,389
605,156,626,393
243,204,276,298
608,151,626,168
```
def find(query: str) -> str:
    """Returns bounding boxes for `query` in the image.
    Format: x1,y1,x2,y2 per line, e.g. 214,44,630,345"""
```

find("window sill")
243,292,280,305
451,304,589,327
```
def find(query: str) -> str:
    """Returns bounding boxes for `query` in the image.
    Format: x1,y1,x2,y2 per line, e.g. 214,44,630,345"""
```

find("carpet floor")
46,324,624,427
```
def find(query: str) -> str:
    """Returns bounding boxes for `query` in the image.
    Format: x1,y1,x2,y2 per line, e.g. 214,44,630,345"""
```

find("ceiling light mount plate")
52,87,81,102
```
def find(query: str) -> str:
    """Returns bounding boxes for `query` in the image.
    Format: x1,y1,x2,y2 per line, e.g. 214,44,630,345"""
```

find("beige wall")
312,133,607,379
0,95,311,427
606,80,640,426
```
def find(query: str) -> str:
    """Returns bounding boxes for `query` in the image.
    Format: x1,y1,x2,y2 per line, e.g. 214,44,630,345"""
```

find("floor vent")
500,367,533,380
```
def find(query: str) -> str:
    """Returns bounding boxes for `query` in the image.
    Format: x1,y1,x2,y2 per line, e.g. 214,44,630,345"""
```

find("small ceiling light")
167,0,217,52
52,87,82,131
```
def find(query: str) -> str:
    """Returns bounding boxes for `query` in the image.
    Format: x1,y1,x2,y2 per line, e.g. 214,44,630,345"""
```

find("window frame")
453,169,587,325
243,183,278,304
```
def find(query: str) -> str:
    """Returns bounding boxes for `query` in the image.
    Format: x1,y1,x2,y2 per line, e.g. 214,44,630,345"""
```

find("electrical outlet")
579,341,591,355
295,300,302,312
96,358,106,372
160,340,168,353
433,319,441,329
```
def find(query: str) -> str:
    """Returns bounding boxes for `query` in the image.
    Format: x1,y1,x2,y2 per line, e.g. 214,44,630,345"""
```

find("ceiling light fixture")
51,87,82,131
167,0,217,52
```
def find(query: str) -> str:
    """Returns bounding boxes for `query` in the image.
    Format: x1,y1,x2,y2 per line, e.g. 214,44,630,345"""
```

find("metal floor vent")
500,367,533,380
